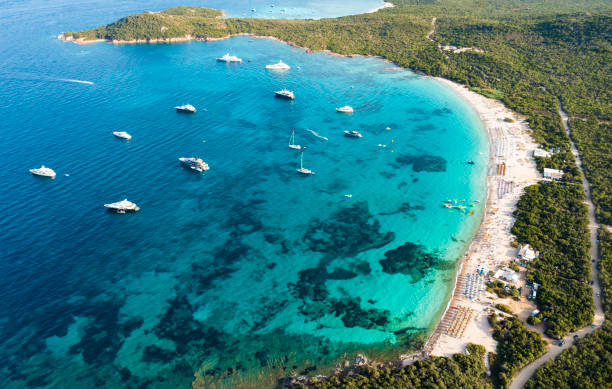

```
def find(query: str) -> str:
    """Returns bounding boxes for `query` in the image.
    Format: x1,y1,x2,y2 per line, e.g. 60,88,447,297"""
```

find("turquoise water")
0,1,488,387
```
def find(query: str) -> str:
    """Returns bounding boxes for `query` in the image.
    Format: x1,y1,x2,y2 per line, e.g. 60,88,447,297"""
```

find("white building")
518,244,537,261
543,168,564,180
493,267,520,284
533,149,552,158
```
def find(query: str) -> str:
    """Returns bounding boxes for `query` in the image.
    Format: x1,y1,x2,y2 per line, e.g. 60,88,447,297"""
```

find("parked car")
559,340,565,346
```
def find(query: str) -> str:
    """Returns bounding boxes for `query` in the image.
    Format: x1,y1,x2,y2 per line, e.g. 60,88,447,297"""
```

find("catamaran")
288,131,301,150
113,131,132,140
336,106,354,113
266,60,291,71
217,53,242,63
297,152,314,175
29,165,56,178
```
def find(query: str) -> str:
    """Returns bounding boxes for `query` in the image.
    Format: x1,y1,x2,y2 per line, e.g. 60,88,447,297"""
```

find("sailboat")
297,152,314,175
289,131,301,150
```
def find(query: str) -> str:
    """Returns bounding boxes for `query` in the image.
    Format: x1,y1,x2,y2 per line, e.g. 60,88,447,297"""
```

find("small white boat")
266,60,291,71
104,199,139,213
297,152,314,175
217,53,242,63
336,106,354,113
275,89,295,100
344,130,363,138
179,157,210,172
113,131,132,140
175,104,197,113
288,131,301,150
29,165,56,178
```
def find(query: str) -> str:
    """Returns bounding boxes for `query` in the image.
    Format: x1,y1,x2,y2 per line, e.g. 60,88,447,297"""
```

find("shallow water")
0,0,488,387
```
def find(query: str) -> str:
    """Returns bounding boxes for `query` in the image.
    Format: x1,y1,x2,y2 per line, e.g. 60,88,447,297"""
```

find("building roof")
543,168,564,179
533,149,552,158
518,244,537,260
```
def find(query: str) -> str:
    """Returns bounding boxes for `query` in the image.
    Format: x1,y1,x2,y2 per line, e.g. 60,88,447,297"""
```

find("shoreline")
58,22,540,368
424,78,540,358
366,2,395,14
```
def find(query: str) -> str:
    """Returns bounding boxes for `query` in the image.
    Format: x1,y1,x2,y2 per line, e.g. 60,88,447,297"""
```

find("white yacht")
29,165,56,178
336,106,354,113
297,152,314,175
104,199,140,213
266,61,291,71
113,131,132,140
217,53,242,63
344,130,363,138
274,89,295,100
288,131,301,150
179,157,210,172
175,104,197,113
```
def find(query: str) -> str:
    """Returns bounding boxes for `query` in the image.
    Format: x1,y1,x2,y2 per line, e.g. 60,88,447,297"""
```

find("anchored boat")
297,152,314,175
217,53,242,63
336,106,354,113
274,89,295,100
289,131,301,150
179,157,210,172
266,60,290,71
113,131,132,140
104,199,139,213
175,104,197,113
29,165,56,178
344,130,363,138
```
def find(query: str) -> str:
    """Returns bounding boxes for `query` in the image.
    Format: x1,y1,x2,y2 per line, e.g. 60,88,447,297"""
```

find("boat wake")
306,129,328,141
60,79,94,85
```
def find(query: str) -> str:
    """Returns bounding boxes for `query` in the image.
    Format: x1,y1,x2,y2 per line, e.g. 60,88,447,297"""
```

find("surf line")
306,129,328,141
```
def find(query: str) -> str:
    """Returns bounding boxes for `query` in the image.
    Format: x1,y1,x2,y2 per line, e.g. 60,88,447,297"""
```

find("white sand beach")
421,78,541,358
366,2,395,14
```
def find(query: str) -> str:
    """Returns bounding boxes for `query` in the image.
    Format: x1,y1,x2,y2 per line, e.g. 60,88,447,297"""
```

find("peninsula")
60,1,612,388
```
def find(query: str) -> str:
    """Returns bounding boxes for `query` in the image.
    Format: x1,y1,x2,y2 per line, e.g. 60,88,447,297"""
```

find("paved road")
509,105,605,389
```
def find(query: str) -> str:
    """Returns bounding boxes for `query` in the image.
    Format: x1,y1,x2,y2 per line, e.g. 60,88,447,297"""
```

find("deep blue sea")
0,0,488,387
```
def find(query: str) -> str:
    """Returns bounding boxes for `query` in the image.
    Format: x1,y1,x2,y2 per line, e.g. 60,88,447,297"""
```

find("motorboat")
266,61,290,71
104,199,139,213
344,130,363,138
179,157,210,172
288,131,301,150
336,106,354,113
113,131,132,140
175,104,197,113
296,152,314,175
274,89,295,99
29,165,56,178
217,53,242,63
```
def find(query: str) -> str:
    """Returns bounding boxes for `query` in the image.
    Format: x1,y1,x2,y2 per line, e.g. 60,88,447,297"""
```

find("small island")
59,7,229,43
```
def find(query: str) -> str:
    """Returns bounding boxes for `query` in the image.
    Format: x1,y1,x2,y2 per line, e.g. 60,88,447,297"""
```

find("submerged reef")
303,201,395,258
395,154,447,172
379,242,442,283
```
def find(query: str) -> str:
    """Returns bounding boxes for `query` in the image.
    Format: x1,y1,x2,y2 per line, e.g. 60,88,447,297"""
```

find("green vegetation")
495,304,512,314
292,344,492,388
61,1,611,386
64,0,612,223
511,183,592,338
489,314,547,388
525,229,612,388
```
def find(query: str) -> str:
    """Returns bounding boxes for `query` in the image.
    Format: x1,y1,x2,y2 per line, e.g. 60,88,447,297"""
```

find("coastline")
58,22,541,369
366,2,395,14
424,78,540,358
